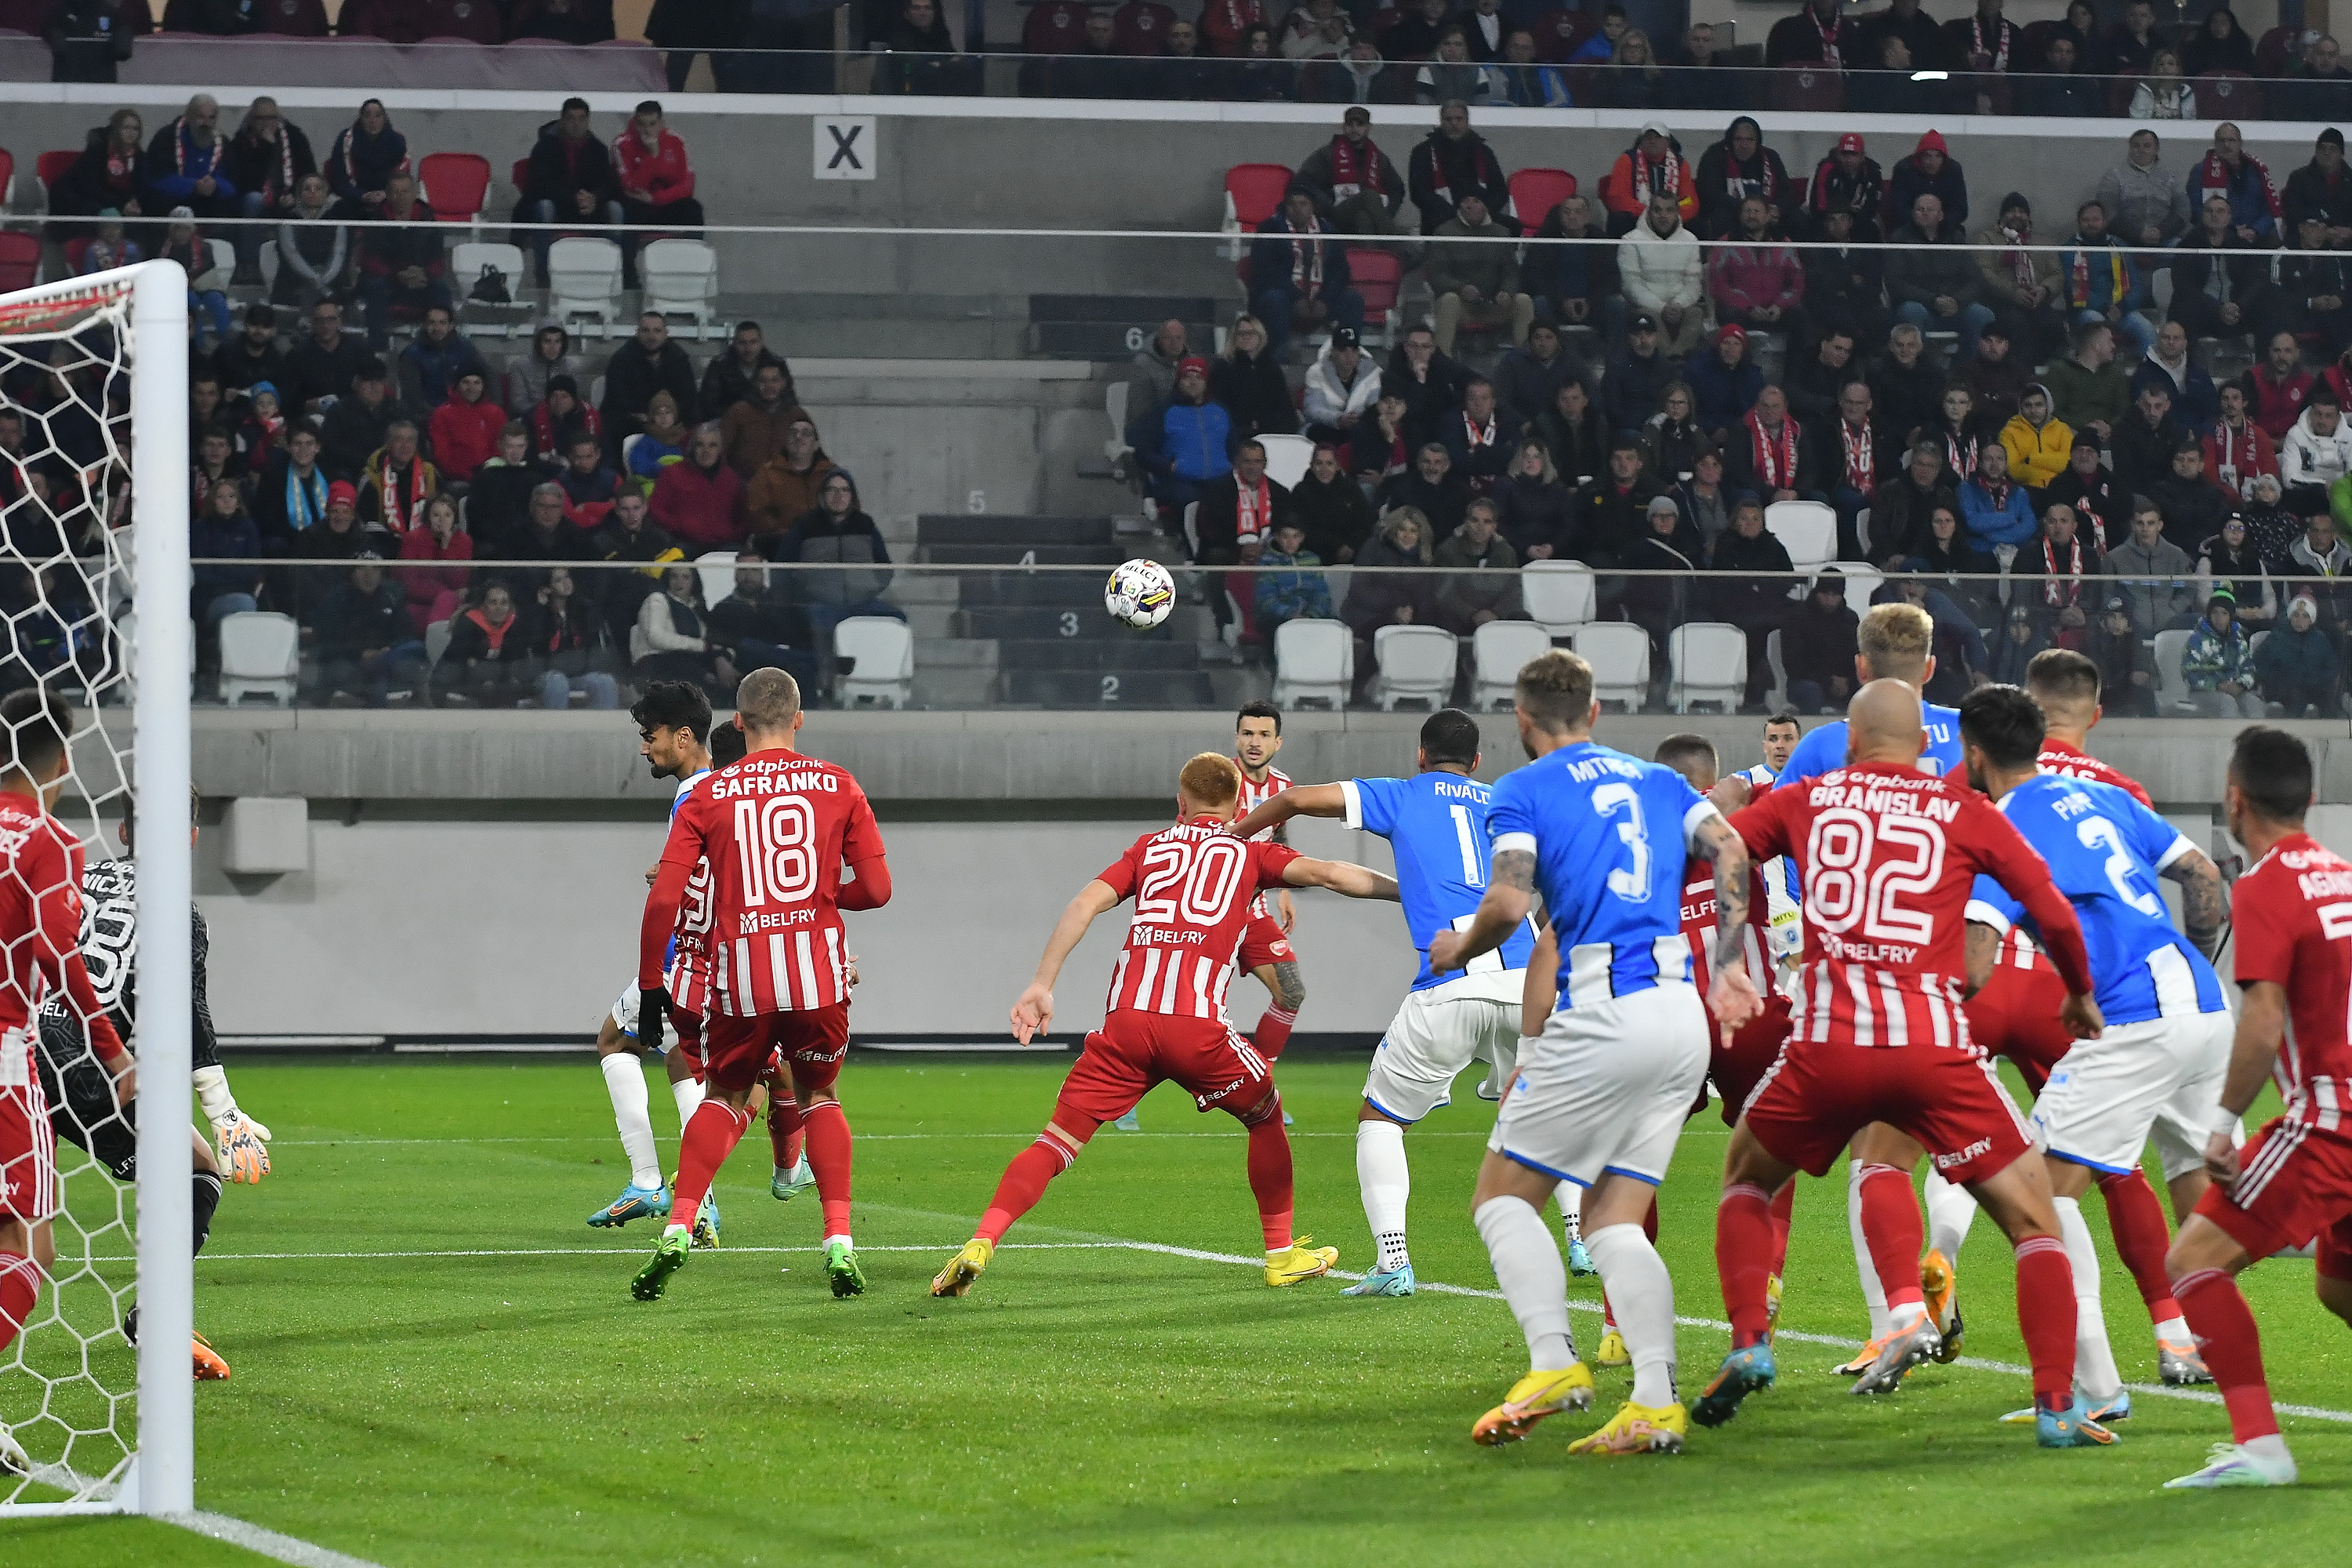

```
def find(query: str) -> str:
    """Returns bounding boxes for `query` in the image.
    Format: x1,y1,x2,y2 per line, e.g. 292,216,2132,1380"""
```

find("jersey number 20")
1136,837,1250,926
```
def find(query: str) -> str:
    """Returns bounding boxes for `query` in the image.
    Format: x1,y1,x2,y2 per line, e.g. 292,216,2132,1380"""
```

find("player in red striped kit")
929,753,1401,1298
2160,726,2352,1489
1232,703,1305,1066
1693,681,2118,1448
630,669,892,1303
1920,648,2220,1385
0,689,130,1475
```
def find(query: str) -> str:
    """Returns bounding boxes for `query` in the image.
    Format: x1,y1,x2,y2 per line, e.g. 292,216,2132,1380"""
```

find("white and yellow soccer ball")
1104,557,1176,630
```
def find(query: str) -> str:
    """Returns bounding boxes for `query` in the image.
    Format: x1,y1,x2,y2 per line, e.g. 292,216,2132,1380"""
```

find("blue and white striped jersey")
1780,702,1964,785
1343,771,1537,993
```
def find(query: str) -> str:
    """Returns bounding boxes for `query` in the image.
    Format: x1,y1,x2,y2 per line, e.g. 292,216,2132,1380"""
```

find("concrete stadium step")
998,669,1218,707
955,575,1114,610
911,667,998,707
913,637,999,671
921,543,1124,566
903,604,961,640
995,639,1202,672
918,514,1119,548
958,605,1141,639
1026,295,1217,361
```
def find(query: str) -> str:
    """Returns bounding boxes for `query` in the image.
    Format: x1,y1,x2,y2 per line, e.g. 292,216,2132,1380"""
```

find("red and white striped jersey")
1095,818,1299,1020
1730,763,2091,1050
0,795,119,1089
2231,833,2352,1128
1234,764,1292,842
643,750,884,1017
1679,856,1773,1005
1944,743,2158,972
664,857,715,1019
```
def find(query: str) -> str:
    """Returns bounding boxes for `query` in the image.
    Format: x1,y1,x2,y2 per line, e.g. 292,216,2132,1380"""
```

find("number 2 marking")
2077,815,2163,917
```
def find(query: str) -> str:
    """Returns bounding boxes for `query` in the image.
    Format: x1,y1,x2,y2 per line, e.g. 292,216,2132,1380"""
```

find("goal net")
0,261,193,1516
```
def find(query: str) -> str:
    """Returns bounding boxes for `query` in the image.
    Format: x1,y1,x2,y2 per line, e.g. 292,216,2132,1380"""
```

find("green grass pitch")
3,1053,2349,1567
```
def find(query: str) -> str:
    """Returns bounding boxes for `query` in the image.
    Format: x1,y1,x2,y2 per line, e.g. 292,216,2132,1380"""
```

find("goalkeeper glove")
639,986,671,1051
216,1112,272,1184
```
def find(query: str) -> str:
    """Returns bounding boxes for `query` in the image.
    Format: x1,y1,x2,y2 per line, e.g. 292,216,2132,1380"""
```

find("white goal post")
0,259,191,1517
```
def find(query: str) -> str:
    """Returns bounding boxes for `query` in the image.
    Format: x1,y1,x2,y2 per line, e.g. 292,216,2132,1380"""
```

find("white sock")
824,1232,853,1250
1355,1119,1411,1273
1586,1221,1677,1409
1848,1161,1893,1339
1474,1196,1577,1370
1924,1168,1980,1269
2244,1432,2295,1468
1559,1183,1583,1243
671,1074,705,1134
2055,1196,2124,1404
2154,1313,2190,1345
600,1054,662,1189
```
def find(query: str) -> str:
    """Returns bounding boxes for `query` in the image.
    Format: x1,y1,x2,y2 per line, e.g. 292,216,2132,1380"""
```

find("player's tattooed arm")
2160,846,2226,961
1963,920,2000,999
1428,849,1534,973
1690,815,1751,974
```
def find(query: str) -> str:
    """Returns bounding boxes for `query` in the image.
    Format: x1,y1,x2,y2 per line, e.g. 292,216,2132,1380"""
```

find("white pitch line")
266,1132,1496,1145
168,1510,388,1568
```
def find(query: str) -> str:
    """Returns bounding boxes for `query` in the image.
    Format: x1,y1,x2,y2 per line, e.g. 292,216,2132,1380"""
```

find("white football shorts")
1363,969,1526,1124
1488,983,1709,1189
2031,1009,2236,1181
608,978,676,1054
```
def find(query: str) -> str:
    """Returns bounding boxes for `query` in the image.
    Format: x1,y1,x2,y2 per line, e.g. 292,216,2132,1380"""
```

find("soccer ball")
1104,558,1176,630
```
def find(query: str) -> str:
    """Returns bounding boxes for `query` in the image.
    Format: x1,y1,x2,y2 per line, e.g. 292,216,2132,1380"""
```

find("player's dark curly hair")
2230,725,2311,825
1957,683,2043,770
630,680,710,743
1420,709,1479,769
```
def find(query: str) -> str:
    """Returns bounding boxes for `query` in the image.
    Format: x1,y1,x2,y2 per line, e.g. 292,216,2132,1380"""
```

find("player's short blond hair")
735,666,800,732
1515,649,1594,731
1178,752,1242,809
1857,601,1933,683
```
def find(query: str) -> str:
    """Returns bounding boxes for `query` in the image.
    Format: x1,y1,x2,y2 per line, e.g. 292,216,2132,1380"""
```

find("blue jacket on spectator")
1958,475,2037,550
191,508,263,604
1686,352,1763,438
397,332,488,411
2187,152,2281,244
1136,397,1234,485
2183,615,2256,691
1247,216,1354,314
2057,237,2145,316
144,118,239,207
1255,547,1334,624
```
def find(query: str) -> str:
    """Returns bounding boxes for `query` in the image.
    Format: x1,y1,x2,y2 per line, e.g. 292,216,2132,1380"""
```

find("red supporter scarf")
1970,13,2011,67
107,150,136,187
374,454,429,533
1943,426,1979,479
1841,419,1874,491
1329,136,1386,196
1464,409,1498,451
1285,220,1324,294
171,118,206,175
1978,474,2012,512
252,126,294,201
465,608,513,652
2039,532,2085,606
1236,475,1272,542
1746,412,1797,489
1813,9,1842,66
1632,147,1682,199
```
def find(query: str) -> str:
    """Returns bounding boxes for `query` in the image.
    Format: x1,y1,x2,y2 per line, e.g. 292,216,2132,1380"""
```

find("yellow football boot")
1472,1364,1597,1445
1595,1328,1630,1367
1265,1234,1338,1287
1567,1399,1689,1455
930,1237,994,1298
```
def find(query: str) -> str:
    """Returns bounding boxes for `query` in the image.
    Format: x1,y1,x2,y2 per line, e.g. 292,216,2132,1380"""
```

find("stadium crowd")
1124,91,2352,715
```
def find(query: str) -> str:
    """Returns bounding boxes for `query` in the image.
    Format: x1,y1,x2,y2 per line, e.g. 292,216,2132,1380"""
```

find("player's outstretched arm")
2158,845,2226,960
1012,880,1120,1044
1229,782,1345,840
1427,849,1534,974
1281,855,1401,902
1521,923,1559,1040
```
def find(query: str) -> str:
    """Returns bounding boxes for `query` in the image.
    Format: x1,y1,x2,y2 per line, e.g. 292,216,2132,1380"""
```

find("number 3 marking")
1592,781,1651,902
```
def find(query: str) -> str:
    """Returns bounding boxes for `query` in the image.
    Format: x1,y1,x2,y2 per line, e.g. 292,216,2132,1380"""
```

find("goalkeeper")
36,790,267,1382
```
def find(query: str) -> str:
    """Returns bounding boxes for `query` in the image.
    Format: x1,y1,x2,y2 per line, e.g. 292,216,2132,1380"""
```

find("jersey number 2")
2076,815,2164,917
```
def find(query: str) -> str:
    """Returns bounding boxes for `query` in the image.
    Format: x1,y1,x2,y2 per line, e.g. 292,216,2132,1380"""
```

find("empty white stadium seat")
1104,380,1131,468
1271,617,1352,710
1765,499,1836,568
218,611,299,706
641,238,719,332
547,237,622,330
1470,620,1552,710
2153,627,2194,713
1370,624,1457,711
1570,622,1650,711
1820,560,1883,608
834,616,914,709
204,237,234,281
1257,433,1313,491
425,617,452,670
451,241,531,333
1668,622,1747,713
695,549,740,610
1522,559,1595,634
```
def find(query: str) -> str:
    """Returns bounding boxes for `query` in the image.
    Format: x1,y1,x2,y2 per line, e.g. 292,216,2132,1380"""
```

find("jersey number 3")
1592,782,1652,902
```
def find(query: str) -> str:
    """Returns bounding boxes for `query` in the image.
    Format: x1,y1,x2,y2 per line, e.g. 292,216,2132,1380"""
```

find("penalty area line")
165,1511,387,1568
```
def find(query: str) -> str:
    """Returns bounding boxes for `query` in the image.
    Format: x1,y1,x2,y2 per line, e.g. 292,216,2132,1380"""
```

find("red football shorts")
2194,1115,2352,1276
670,1000,705,1074
701,1004,851,1096
1053,1011,1274,1129
1238,909,1293,974
0,1082,57,1224
1962,962,2074,1098
1740,1039,2034,1185
1708,993,1793,1128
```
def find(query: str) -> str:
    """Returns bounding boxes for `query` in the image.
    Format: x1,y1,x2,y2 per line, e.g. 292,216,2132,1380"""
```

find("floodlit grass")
4,1055,2347,1566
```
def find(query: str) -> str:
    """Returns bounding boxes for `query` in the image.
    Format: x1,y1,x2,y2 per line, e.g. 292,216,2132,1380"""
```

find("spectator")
1564,3,1624,61
1922,371,1989,488
435,581,535,708
2016,501,2096,644
2171,194,2267,353
48,110,147,235
1641,381,1712,484
1126,319,1191,430
2283,390,2352,515
2266,211,2352,358
1943,0,2020,79
1492,438,1570,559
1524,194,1622,340
2182,3,2255,74
746,415,836,541
1406,100,1508,237
1588,27,1668,111
1705,196,1803,338
212,303,284,408
429,368,505,485
1724,385,1815,506
529,375,601,466
1255,520,1337,633
612,100,703,284
2205,381,2281,501
2277,34,2352,123
2190,123,2281,246
2086,593,2156,713
2045,320,2129,445
1665,20,1748,110
223,96,314,281
1690,116,1792,241
2245,330,2317,443
505,320,585,420
497,481,593,566
1618,191,1706,360
312,555,427,707
191,422,246,518
2198,513,2278,624
2106,498,2196,637
2256,593,2337,715
1613,493,1697,688
354,172,447,352
1986,604,2048,683
1765,0,1853,66
2134,319,2222,434
1489,28,1574,107
1282,0,1352,61
2100,0,2159,72
72,208,138,275
556,431,621,527
1606,314,1674,436
2057,202,2155,359
292,481,391,619
702,555,817,695
1958,441,2034,552
1249,189,1363,359
2045,432,2123,548
1817,376,1896,560
1414,26,1494,105
1293,441,1375,562
1886,193,1994,361
2097,129,2194,257
1303,327,1380,448
319,358,405,478
767,469,899,644
2000,383,2074,491
1223,23,1294,102
1806,133,1886,244
601,311,699,466
1344,509,1438,685
1686,325,1761,445
272,172,347,310
360,419,439,535
1428,190,1533,356
1782,570,1860,712
1307,38,1391,107
1539,377,1610,486
1599,122,1697,238
2282,511,2352,637
2285,130,2352,249
143,94,240,226
1973,193,2061,362
647,423,746,552
2113,379,2190,499
465,423,550,554
1295,107,1406,238
1383,441,1471,538
1383,322,1469,450
162,209,230,351
1802,207,1888,349
1889,573,1989,700
190,479,263,631
396,303,485,412
523,566,623,710
253,423,330,551
1210,314,1297,445
590,488,678,637
520,97,623,281
1909,501,1999,627
1570,437,1664,564
1440,376,1519,495
396,492,472,626
1381,0,1450,62
2180,590,2263,715
1674,448,1733,550
2241,471,2299,562
629,390,690,478
1708,494,1795,710
44,0,136,84
324,98,409,220
1956,319,2031,430
1868,441,1958,564
2016,33,2101,115
698,321,790,422
1886,131,1967,239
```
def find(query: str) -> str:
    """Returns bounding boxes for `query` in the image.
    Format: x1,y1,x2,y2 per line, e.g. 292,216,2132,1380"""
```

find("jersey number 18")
734,796,818,907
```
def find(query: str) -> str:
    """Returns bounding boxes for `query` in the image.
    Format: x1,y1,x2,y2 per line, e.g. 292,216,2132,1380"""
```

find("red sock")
1857,1163,1926,1312
768,1094,805,1171
1244,1103,1294,1250
1716,1182,1775,1348
2013,1235,2078,1407
978,1140,1073,1243
1769,1181,1796,1276
2176,1267,2280,1442
668,1101,750,1224
804,1099,854,1238
0,1253,40,1356
2096,1169,2182,1322
1601,1290,1617,1332
1252,1006,1298,1062
1642,1194,1660,1243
